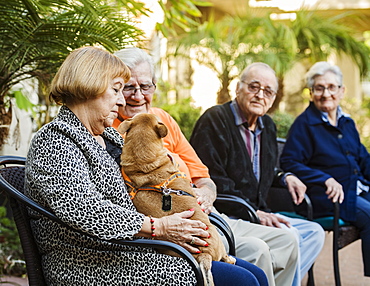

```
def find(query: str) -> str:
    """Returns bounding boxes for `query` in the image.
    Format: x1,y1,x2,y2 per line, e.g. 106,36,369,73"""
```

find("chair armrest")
304,194,313,220
214,194,260,223
209,212,236,256
267,186,314,222
333,200,340,243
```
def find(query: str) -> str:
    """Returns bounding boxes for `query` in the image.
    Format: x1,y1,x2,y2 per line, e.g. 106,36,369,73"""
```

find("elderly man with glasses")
190,62,325,286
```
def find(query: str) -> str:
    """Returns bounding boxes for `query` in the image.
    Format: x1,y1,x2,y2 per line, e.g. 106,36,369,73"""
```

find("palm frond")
0,0,144,98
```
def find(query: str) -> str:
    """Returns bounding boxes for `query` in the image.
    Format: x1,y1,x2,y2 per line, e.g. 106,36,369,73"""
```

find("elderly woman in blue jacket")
280,61,370,277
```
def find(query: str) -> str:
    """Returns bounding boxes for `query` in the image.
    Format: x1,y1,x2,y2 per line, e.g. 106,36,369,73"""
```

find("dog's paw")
222,255,236,265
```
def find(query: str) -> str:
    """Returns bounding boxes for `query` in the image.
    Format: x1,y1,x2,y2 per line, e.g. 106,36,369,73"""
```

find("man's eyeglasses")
311,85,341,96
123,83,156,96
241,81,276,99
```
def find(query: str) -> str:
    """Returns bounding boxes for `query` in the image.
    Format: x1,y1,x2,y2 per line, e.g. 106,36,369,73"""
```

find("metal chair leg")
307,264,315,286
333,202,341,286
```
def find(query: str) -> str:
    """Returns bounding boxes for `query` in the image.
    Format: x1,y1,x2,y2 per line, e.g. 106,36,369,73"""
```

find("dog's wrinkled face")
117,113,168,139
118,113,172,187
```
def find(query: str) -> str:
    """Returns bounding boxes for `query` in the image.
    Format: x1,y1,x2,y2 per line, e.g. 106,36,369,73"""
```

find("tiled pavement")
2,232,370,285
1,275,28,286
302,232,370,286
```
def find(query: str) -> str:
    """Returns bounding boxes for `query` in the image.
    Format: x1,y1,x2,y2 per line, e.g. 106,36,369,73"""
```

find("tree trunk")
217,71,231,104
217,85,231,104
37,75,52,128
0,101,12,150
269,77,284,113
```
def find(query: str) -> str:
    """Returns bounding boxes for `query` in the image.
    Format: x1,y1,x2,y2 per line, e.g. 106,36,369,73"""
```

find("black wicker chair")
269,138,360,286
1,155,237,286
209,212,236,256
213,138,316,286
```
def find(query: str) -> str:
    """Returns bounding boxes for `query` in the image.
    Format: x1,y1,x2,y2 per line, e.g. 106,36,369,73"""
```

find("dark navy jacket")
281,102,370,221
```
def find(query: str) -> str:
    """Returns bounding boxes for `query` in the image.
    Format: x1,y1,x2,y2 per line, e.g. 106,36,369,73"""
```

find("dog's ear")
155,122,168,138
117,119,132,134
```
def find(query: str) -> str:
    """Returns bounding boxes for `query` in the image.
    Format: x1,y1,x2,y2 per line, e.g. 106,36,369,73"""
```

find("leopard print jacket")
25,106,196,285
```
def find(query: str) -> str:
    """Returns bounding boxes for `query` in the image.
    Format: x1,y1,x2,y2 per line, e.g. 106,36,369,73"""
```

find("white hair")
114,47,156,83
306,61,343,88
240,62,279,90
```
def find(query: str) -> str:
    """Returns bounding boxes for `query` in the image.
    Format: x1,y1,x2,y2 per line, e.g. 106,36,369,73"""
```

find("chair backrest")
268,138,302,213
0,156,47,286
267,138,314,218
275,137,285,168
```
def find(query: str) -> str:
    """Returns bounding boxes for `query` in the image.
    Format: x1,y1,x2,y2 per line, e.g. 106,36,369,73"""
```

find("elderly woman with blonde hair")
25,46,210,285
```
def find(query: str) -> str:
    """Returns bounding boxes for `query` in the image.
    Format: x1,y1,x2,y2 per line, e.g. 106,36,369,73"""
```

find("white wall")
0,100,33,157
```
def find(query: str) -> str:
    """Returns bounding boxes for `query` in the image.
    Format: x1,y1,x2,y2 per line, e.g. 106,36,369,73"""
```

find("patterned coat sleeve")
26,112,144,240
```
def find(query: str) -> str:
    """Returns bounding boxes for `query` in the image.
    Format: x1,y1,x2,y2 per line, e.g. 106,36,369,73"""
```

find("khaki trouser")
214,208,299,286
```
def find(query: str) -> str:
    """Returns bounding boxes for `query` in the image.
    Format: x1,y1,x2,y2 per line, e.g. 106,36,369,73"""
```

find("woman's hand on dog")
192,178,217,215
156,210,210,253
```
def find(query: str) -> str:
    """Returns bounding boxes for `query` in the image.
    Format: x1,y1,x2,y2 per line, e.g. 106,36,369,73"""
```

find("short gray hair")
114,47,156,83
306,61,343,88
240,62,279,90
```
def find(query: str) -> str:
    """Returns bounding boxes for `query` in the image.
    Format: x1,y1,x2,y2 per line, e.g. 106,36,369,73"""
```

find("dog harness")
122,169,195,211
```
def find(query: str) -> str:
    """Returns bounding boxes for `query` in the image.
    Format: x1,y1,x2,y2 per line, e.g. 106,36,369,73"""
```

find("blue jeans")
351,191,370,276
212,257,268,286
277,214,325,286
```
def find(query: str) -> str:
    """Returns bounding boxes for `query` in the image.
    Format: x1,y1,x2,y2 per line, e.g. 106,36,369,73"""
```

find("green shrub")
341,95,370,152
156,97,202,141
358,97,370,151
152,79,202,140
270,111,295,139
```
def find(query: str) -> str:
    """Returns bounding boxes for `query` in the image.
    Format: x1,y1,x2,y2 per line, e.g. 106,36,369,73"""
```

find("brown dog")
118,113,235,286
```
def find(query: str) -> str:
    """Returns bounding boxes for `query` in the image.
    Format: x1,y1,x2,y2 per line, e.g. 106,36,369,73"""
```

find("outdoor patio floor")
302,232,370,285
2,231,370,285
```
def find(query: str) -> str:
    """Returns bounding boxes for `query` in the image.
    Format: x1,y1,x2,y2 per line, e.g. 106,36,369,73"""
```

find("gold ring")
190,237,195,245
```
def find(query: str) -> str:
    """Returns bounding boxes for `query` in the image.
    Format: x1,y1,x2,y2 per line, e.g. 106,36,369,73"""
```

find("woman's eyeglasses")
312,85,341,96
